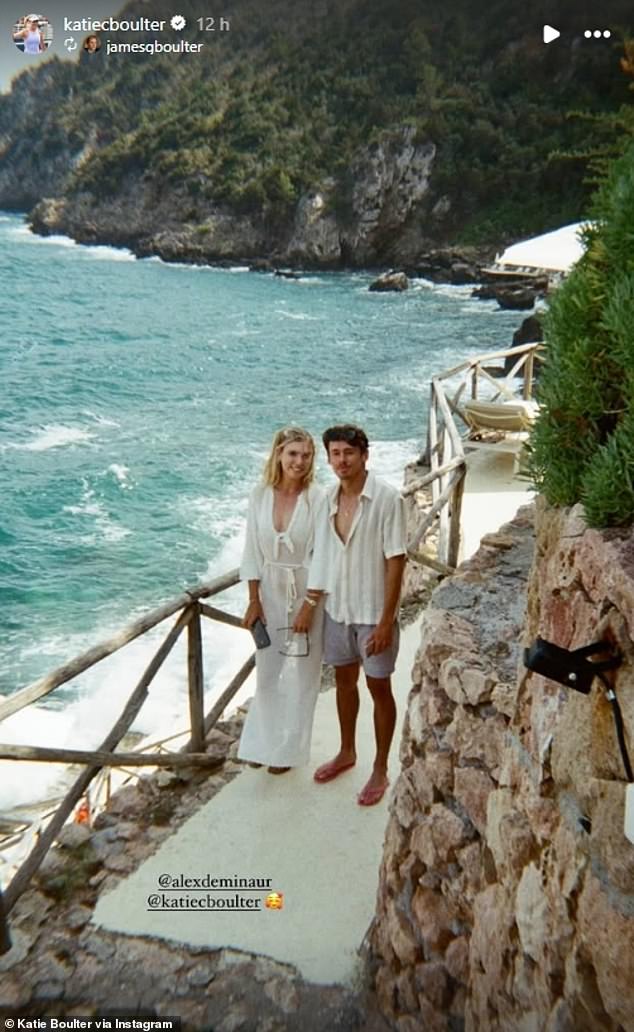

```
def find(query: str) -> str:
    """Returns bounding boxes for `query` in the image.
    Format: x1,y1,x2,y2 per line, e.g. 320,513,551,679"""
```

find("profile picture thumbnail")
83,34,101,54
12,12,52,54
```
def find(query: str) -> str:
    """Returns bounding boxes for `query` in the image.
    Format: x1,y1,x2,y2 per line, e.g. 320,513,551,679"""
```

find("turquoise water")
0,211,520,806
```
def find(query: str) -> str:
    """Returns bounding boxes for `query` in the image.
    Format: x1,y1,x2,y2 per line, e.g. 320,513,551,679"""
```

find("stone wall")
369,500,634,1031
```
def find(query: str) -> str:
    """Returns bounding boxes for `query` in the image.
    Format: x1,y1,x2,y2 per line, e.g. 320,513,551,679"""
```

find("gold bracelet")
303,596,318,608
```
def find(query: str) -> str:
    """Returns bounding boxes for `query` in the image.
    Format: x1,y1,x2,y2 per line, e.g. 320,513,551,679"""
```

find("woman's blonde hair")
262,427,315,488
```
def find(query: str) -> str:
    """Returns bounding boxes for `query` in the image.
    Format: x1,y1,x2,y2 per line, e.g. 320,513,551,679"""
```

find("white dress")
237,482,325,766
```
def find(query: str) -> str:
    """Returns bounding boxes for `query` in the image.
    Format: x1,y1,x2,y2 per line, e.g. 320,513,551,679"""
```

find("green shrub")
528,140,634,526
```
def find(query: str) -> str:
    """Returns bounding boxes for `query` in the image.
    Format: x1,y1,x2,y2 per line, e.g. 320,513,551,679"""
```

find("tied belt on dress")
264,531,305,617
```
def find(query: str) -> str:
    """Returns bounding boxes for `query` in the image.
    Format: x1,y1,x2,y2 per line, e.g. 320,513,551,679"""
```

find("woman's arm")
242,579,266,628
240,489,266,626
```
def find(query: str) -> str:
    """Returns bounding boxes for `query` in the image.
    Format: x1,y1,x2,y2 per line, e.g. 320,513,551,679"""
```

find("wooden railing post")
187,602,205,753
524,349,535,400
447,468,466,569
420,383,434,466
438,424,450,564
0,887,11,955
429,384,439,505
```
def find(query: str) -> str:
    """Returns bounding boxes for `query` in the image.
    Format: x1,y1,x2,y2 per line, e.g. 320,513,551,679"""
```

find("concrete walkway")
461,447,533,561
92,449,533,984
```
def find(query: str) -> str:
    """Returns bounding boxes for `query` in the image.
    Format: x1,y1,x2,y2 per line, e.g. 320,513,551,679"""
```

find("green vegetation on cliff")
1,0,633,248
528,134,634,526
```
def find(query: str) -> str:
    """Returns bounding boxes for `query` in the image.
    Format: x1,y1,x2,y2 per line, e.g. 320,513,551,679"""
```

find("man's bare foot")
357,770,389,806
313,753,356,783
268,766,291,774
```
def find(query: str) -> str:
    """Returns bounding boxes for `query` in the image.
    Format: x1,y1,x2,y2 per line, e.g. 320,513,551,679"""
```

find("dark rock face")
249,258,274,272
368,271,409,292
274,269,302,280
473,273,548,310
29,188,275,262
493,286,539,310
512,314,543,346
504,314,544,376
407,248,489,284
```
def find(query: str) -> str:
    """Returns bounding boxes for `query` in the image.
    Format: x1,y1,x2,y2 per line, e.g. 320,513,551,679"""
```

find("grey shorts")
323,612,400,678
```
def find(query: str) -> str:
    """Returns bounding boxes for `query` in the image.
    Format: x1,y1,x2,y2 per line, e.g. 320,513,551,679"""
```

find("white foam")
459,301,502,313
8,424,95,452
107,463,133,489
367,438,420,489
9,225,77,247
409,276,437,289
82,410,120,428
82,244,135,262
274,309,318,321
63,481,132,541
150,258,211,272
409,278,479,299
179,493,247,541
7,224,135,261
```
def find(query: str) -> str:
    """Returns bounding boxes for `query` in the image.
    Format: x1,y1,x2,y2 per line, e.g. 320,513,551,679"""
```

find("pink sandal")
313,759,356,783
357,780,389,806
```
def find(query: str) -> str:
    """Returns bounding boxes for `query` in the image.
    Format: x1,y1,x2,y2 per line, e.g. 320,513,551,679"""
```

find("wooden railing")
0,569,254,950
404,341,543,574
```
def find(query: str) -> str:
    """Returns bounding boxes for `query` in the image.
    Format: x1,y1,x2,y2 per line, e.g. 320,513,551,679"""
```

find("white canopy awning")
495,222,589,273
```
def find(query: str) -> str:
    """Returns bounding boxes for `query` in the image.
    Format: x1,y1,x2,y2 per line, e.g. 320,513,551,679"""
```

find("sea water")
0,211,521,813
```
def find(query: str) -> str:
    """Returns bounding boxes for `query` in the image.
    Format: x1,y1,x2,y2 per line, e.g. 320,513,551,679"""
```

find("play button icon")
543,24,561,43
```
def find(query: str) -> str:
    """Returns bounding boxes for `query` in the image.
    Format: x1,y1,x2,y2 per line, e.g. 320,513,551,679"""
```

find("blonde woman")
16,16,45,53
238,427,325,773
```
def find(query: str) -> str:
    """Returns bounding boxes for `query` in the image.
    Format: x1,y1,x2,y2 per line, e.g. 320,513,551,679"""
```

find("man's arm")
294,491,330,633
365,554,406,655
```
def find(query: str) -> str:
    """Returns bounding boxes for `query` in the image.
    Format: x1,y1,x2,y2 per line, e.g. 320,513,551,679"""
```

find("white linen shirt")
307,471,407,625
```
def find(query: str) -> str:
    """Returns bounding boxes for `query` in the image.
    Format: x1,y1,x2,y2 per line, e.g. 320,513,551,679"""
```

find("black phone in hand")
250,618,271,649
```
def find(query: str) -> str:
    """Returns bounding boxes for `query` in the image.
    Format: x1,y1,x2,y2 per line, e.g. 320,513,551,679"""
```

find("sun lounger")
461,399,538,472
461,399,537,433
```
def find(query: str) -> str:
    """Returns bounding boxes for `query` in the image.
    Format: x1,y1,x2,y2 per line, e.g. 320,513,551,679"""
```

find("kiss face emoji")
265,891,284,910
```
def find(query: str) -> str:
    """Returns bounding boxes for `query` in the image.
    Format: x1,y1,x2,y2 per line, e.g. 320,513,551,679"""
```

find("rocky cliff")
369,500,634,1031
27,127,442,268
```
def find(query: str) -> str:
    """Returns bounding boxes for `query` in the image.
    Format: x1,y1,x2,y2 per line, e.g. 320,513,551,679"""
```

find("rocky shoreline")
18,120,543,308
25,198,548,310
